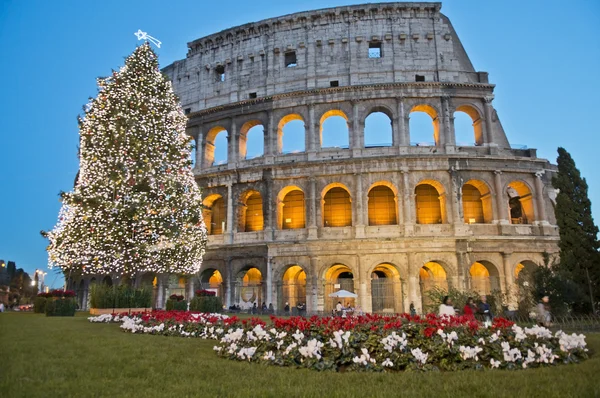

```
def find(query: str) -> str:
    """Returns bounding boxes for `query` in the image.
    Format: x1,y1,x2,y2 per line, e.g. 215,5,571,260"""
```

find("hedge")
89,284,152,309
166,299,188,311
34,297,47,313
190,296,223,313
45,298,76,317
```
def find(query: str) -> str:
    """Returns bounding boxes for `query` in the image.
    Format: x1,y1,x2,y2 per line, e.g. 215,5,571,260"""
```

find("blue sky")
1,0,599,288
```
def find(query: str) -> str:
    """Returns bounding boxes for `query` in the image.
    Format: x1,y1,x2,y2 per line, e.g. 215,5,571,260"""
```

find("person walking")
438,296,456,317
478,295,493,322
536,295,551,327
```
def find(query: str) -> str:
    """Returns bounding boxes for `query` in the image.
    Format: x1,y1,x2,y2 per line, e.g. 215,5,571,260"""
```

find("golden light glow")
410,104,440,145
205,126,228,167
203,195,225,235
282,190,305,229
462,184,484,224
323,187,352,227
455,105,483,146
242,267,262,285
208,270,223,286
415,184,443,224
282,265,306,307
368,185,397,225
515,263,525,279
239,191,264,232
508,181,534,225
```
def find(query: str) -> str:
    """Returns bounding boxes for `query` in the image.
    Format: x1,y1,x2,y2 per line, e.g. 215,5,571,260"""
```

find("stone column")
225,182,234,244
407,252,421,314
493,171,508,224
266,256,273,307
264,111,275,163
483,96,495,146
351,100,363,153
308,177,318,239
156,275,164,309
534,171,548,224
225,258,233,307
441,95,455,148
194,127,204,171
308,104,316,152
310,256,320,312
401,170,413,234
447,170,461,225
264,171,274,241
227,118,237,169
396,96,408,146
355,173,365,237
502,252,517,310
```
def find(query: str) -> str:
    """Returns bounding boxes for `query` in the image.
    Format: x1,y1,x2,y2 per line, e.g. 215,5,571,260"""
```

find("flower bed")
88,311,588,372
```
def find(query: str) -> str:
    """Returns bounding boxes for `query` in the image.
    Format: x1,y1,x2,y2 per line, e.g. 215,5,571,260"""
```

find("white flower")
263,351,275,361
292,330,305,342
237,347,257,360
381,332,408,353
490,358,501,369
213,345,222,352
352,348,375,366
478,338,486,346
411,348,428,365
382,358,394,367
298,339,324,359
459,345,483,361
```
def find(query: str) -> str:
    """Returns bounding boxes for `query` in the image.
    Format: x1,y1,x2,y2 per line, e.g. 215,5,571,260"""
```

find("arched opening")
239,121,264,159
324,264,355,312
235,267,263,308
279,265,307,312
199,268,224,301
462,180,493,224
454,105,483,146
507,181,534,224
202,194,225,235
205,126,228,167
409,105,439,146
515,260,539,314
367,185,397,225
419,261,448,312
239,191,264,232
371,263,403,313
323,186,352,227
278,114,305,154
469,261,501,295
320,110,349,149
279,188,305,230
102,275,113,286
364,111,393,147
415,182,445,224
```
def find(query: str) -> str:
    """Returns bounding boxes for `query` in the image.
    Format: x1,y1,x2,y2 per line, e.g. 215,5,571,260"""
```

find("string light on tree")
43,43,207,276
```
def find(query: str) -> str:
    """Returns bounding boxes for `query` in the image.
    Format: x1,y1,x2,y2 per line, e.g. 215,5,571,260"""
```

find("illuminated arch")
319,110,349,149
203,194,225,235
239,120,264,159
370,263,403,313
462,179,493,224
415,180,447,224
322,184,352,227
364,108,393,147
278,114,305,154
419,261,448,312
409,104,439,146
367,182,398,225
277,186,306,230
507,181,535,224
238,190,264,232
236,266,263,305
469,261,501,295
280,265,307,309
454,104,484,146
324,263,355,312
204,126,228,167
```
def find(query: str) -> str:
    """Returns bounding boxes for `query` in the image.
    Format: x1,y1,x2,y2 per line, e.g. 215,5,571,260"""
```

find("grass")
0,312,598,398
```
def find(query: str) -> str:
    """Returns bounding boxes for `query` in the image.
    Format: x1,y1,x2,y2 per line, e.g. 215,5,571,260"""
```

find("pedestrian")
268,303,274,313
438,296,456,317
252,302,257,314
478,295,493,322
0,302,4,313
284,302,290,314
409,302,416,317
335,301,343,316
463,297,477,319
536,295,551,327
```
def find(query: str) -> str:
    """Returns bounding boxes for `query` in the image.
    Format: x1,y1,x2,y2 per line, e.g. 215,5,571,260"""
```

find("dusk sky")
1,0,598,288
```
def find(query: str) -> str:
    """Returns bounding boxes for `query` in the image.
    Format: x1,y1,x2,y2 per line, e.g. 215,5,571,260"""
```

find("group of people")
334,301,363,317
437,295,494,321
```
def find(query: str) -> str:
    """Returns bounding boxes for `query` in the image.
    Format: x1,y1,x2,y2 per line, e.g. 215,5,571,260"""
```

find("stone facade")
71,2,559,313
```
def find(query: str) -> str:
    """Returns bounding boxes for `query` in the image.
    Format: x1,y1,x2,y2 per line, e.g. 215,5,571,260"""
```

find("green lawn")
0,313,597,398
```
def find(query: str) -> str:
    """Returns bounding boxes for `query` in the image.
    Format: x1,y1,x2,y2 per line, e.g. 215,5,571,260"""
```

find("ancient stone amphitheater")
160,2,559,314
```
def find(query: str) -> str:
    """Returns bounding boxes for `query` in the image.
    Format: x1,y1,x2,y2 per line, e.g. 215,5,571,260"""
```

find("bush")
34,297,47,313
89,284,152,309
423,286,504,316
190,296,222,313
195,289,216,297
45,298,76,316
166,299,188,311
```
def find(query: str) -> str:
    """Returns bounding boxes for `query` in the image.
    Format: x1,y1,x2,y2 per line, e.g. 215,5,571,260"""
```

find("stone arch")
409,104,440,146
234,266,263,308
323,263,356,312
319,110,349,149
367,181,398,225
278,114,305,154
419,261,448,312
203,194,225,235
369,262,403,313
102,275,113,286
514,259,540,280
321,183,352,227
277,186,305,230
506,180,535,224
415,179,447,224
199,268,225,301
205,126,228,167
462,179,493,224
469,260,501,295
454,104,484,146
279,265,308,310
239,120,264,159
364,107,393,147
238,190,264,232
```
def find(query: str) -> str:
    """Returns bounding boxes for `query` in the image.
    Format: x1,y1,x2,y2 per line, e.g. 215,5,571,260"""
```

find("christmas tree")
44,43,207,276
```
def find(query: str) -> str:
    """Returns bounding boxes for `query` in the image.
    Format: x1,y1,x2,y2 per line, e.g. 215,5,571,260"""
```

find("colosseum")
69,2,560,313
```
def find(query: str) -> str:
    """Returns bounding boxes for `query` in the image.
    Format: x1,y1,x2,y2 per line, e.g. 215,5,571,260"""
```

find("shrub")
34,297,47,313
195,289,216,297
45,298,76,316
89,284,152,309
190,296,222,313
169,294,185,301
166,299,188,311
423,286,504,317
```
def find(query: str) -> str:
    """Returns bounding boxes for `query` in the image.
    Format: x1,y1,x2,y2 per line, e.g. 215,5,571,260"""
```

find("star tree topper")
134,29,162,48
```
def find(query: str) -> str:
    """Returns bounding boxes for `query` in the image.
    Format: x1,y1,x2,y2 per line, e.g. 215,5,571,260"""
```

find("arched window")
236,267,263,306
409,105,439,146
278,114,305,154
281,190,305,229
419,261,448,311
239,191,264,232
370,263,403,313
462,180,493,224
320,110,349,149
415,183,444,224
281,265,307,309
324,264,355,312
507,181,534,224
364,111,393,147
323,187,352,227
205,126,228,167
239,121,264,159
368,185,397,225
203,195,226,235
454,105,483,146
